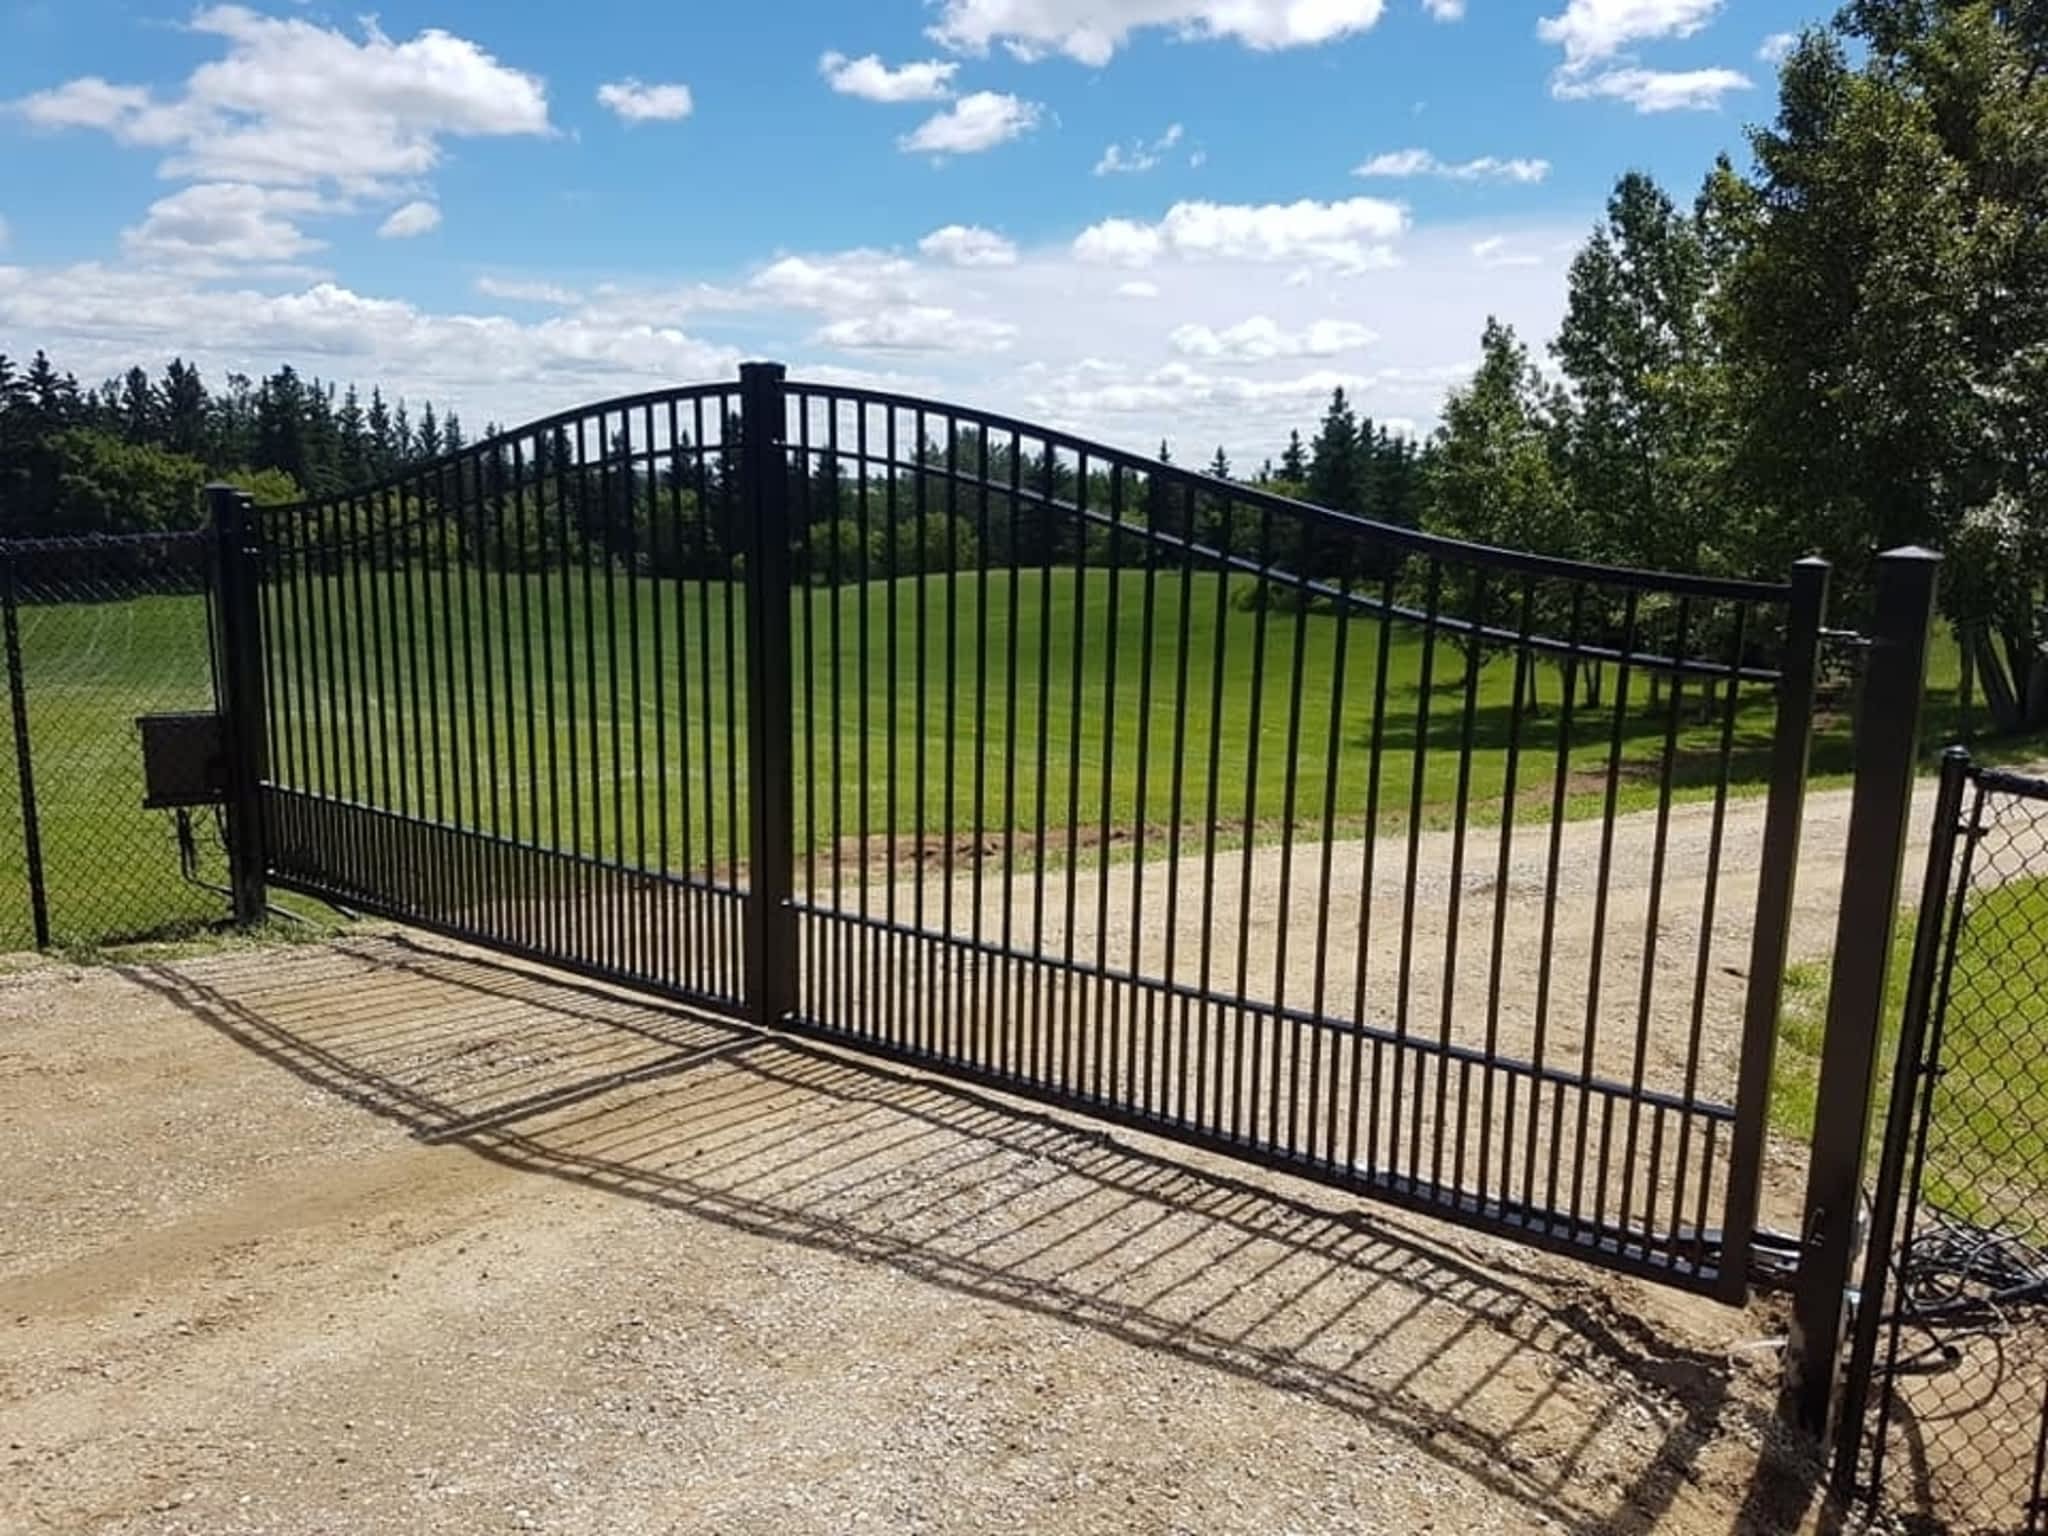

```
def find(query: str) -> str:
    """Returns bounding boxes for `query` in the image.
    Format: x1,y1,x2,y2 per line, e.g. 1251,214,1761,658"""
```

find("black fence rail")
0,532,227,948
229,364,1844,1300
1841,752,2048,1533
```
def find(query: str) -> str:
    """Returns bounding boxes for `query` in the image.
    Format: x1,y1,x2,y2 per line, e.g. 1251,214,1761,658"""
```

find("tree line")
0,350,473,538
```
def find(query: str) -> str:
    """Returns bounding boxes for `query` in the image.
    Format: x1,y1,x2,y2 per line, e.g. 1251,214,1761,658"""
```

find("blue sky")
1,0,1824,461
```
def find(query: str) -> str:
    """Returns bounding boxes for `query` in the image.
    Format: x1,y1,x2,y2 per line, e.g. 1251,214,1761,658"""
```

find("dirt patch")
0,935,1843,1536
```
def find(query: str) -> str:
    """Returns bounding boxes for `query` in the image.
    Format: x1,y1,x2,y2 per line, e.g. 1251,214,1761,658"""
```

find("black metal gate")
229,363,1833,1299
1838,751,2048,1533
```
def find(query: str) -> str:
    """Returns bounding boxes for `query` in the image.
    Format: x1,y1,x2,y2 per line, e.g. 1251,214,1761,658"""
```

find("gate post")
210,482,269,927
739,363,798,1030
1,548,51,949
1781,545,1941,1439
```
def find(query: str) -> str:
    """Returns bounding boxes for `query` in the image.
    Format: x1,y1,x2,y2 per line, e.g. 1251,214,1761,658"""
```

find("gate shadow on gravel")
131,932,1814,1536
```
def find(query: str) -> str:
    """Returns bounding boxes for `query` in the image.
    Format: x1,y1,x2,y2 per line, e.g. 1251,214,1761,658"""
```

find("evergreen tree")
159,359,208,461
118,366,157,445
1279,429,1307,482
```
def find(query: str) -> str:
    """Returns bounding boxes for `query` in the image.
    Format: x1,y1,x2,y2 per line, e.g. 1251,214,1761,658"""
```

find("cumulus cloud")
1115,279,1160,299
1423,0,1465,18
1553,65,1750,111
1757,30,1796,61
1354,149,1549,182
929,0,1387,65
0,264,740,418
899,91,1041,154
748,251,917,311
1074,196,1408,270
12,7,550,193
120,182,329,269
1536,0,1723,69
1095,122,1183,175
814,305,1018,354
377,199,440,238
596,79,694,122
918,224,1019,266
1169,316,1377,360
819,51,959,102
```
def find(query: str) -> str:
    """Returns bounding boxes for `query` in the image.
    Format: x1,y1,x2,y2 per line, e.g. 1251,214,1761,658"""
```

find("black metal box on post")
138,711,230,810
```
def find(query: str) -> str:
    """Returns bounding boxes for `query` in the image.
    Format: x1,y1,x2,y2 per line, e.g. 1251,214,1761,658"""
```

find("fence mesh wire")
0,533,231,949
1867,768,2048,1534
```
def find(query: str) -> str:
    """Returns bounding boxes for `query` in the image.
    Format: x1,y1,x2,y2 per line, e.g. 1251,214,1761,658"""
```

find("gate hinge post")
210,481,270,927
738,363,798,1030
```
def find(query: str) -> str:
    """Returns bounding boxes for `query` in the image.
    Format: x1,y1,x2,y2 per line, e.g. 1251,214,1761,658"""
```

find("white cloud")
899,90,1041,154
748,251,916,311
929,0,1387,65
1095,122,1183,175
1072,218,1165,267
1355,148,1549,182
0,264,740,422
377,199,441,238
1472,235,1542,267
12,7,550,193
120,181,328,269
596,79,694,123
0,207,1578,472
818,51,959,102
1423,0,1465,18
1554,65,1750,111
1074,196,1408,270
1757,30,1796,61
814,305,1018,354
918,224,1019,266
1536,0,1724,70
1169,316,1377,360
475,276,582,305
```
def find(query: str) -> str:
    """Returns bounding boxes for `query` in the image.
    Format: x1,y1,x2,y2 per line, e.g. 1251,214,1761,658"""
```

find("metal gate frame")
212,362,1943,1307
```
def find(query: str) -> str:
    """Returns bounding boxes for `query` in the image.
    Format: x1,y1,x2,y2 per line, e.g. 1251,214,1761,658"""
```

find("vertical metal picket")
211,482,270,927
1,548,50,949
740,363,797,1030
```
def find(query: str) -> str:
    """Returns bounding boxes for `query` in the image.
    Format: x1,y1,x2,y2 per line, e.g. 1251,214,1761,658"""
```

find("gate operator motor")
137,711,230,809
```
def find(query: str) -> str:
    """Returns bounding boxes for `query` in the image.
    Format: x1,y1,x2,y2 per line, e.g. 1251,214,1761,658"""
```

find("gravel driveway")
4,771,2026,1535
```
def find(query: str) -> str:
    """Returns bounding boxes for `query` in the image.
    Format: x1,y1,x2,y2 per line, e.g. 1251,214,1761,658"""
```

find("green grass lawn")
1773,876,2048,1224
263,564,1833,870
3,561,2033,949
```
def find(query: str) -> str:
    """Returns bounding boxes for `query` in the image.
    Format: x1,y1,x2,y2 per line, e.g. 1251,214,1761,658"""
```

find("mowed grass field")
0,562,2009,947
265,564,1807,871
0,592,230,948
1775,876,2048,1222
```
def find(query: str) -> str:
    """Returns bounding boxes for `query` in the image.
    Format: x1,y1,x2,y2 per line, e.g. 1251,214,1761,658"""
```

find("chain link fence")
1,533,234,949
1853,762,2048,1533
